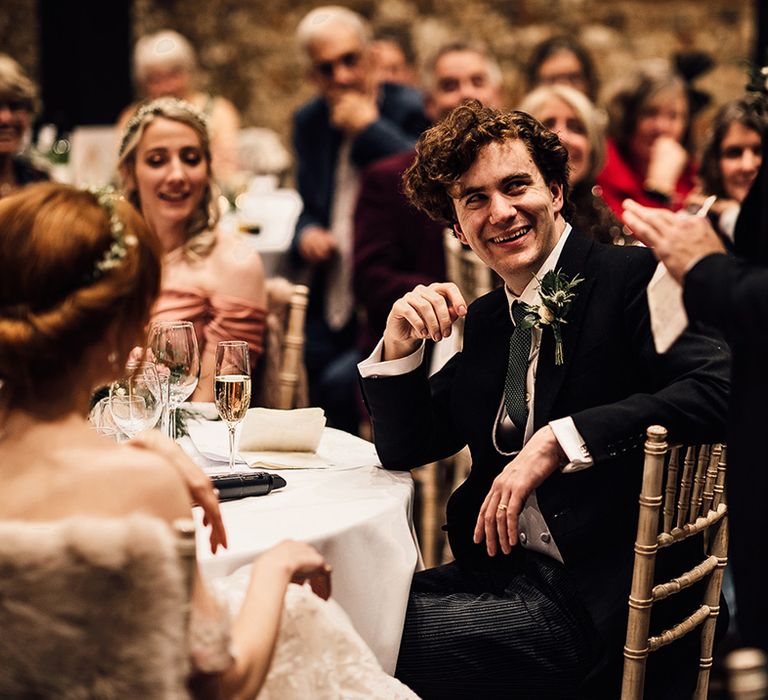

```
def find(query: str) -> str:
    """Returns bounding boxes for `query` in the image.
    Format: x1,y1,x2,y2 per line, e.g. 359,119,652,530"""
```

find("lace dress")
210,566,419,699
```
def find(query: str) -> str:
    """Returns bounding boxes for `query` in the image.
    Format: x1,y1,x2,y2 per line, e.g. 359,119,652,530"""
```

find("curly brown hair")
403,101,571,226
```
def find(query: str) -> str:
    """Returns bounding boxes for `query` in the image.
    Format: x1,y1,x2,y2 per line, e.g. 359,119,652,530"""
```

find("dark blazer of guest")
290,82,429,324
683,155,768,650
361,228,730,661
353,149,446,355
291,83,429,255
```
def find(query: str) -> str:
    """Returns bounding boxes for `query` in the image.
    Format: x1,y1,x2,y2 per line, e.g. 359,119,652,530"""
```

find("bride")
0,182,418,699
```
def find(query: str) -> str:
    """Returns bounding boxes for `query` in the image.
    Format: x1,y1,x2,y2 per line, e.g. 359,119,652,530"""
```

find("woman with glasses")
525,36,599,103
0,54,48,199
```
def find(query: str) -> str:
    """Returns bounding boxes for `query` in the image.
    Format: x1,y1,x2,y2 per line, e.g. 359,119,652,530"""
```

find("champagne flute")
214,341,251,471
148,321,200,440
108,361,163,440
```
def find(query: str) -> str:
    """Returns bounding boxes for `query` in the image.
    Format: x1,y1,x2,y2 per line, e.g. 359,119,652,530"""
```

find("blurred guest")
292,5,429,433
354,41,503,356
118,30,240,186
371,31,417,86
598,60,696,218
525,35,599,102
624,153,768,650
118,97,266,402
687,96,765,241
0,182,418,699
0,54,48,199
520,84,628,244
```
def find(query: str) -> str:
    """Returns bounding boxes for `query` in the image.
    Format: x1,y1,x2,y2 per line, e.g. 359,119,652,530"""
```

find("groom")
358,103,730,698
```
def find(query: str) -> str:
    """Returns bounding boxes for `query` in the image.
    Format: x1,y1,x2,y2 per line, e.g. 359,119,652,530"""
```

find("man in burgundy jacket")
353,41,504,356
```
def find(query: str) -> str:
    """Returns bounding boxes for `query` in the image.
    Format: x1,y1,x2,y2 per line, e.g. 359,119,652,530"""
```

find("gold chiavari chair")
253,278,310,410
622,425,729,699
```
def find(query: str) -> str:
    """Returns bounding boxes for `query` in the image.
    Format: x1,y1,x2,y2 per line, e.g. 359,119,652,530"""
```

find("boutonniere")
520,269,584,365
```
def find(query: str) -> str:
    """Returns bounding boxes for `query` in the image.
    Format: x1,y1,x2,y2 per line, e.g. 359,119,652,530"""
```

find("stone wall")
4,1,758,152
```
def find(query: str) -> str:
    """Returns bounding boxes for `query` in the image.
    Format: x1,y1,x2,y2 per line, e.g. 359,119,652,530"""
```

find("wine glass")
148,321,200,440
108,361,163,440
214,341,251,471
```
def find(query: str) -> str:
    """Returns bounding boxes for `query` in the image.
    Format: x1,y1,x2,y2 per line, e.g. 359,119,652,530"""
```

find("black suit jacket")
290,82,429,324
361,228,730,646
685,253,768,650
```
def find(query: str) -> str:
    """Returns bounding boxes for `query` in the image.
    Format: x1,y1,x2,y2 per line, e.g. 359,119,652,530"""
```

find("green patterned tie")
504,302,531,429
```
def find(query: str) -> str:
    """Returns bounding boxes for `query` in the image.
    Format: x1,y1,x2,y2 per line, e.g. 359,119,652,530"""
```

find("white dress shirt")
358,223,593,563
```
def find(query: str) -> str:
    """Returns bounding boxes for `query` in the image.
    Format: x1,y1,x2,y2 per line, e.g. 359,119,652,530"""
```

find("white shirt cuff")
357,337,426,378
549,417,593,472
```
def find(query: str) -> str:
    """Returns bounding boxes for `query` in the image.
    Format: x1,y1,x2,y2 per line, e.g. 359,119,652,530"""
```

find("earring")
107,351,119,372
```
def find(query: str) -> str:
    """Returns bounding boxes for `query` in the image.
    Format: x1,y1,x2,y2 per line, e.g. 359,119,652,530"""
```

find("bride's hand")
130,429,228,554
260,540,332,600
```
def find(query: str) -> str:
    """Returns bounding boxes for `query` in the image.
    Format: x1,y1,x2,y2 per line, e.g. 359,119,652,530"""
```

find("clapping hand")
382,282,467,361
622,199,726,283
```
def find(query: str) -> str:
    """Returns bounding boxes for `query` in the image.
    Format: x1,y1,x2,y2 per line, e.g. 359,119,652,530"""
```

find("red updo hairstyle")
0,182,162,407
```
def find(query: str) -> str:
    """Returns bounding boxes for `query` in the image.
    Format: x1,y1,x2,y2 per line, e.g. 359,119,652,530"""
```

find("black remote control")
212,472,287,501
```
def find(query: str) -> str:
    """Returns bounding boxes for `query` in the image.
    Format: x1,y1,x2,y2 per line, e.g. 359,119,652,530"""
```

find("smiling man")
358,103,731,698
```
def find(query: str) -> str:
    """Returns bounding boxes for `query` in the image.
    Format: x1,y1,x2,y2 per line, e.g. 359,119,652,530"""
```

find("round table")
187,421,420,673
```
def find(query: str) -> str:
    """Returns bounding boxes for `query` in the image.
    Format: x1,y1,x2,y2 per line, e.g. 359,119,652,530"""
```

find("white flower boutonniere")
520,269,584,365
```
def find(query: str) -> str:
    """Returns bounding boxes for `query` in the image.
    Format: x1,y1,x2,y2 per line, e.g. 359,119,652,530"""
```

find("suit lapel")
533,228,597,429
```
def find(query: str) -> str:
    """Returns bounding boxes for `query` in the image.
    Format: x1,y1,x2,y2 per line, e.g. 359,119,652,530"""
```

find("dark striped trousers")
395,553,602,700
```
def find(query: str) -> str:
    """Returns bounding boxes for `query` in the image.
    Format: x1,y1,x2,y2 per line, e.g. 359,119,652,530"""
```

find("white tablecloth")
187,422,420,673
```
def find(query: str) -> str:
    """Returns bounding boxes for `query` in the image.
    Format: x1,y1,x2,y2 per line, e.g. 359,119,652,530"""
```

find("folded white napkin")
239,407,326,452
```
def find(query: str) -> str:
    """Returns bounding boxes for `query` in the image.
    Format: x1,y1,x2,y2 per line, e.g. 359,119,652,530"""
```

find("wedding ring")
497,504,508,512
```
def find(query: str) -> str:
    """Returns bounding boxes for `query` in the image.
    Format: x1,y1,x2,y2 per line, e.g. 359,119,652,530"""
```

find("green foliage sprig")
519,269,584,366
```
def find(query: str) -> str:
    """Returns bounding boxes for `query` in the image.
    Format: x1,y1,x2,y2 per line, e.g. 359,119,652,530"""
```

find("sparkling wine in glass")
109,361,163,440
148,321,200,439
214,341,251,471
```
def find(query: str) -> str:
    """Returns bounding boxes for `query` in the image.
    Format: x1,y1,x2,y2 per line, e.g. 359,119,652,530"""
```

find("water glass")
148,321,200,439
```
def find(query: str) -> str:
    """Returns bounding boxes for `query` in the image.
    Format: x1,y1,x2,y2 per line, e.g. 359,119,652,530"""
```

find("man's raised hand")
382,282,467,361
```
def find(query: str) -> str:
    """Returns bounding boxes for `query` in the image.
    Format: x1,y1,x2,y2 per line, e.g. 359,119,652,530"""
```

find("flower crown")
118,97,209,157
87,186,137,280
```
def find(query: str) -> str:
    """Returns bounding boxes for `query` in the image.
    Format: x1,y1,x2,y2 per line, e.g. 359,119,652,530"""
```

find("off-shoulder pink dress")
152,287,267,371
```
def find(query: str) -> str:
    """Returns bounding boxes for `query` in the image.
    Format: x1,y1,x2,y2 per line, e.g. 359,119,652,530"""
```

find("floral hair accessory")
88,186,137,280
118,97,209,157
519,269,584,366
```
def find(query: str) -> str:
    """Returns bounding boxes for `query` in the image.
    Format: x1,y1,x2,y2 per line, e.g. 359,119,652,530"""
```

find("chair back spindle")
662,446,681,535
622,426,728,700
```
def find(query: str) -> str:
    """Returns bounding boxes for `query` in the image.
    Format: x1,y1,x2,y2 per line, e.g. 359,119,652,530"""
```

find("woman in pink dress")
118,97,266,401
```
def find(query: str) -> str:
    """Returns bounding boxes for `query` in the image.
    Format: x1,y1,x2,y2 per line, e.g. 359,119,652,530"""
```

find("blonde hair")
117,97,219,259
519,84,607,182
0,183,161,406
